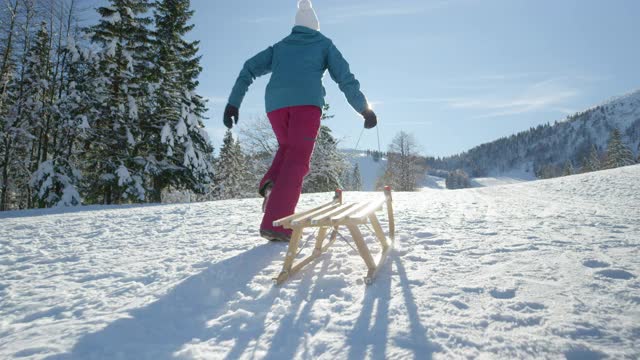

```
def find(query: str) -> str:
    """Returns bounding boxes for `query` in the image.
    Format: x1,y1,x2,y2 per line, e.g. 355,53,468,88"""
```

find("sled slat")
348,197,386,222
310,203,357,225
273,199,337,228
330,201,371,224
291,203,342,226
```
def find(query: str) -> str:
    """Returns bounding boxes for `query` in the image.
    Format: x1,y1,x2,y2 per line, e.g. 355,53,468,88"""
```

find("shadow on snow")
46,245,437,359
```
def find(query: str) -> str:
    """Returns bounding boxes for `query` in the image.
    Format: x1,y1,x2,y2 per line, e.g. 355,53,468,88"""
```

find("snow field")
1,166,639,359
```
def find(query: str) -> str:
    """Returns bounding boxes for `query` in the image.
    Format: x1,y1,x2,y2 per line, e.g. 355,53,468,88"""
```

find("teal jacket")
228,26,368,114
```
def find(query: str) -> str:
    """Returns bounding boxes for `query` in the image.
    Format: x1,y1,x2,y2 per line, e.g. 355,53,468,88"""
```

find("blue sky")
96,0,640,156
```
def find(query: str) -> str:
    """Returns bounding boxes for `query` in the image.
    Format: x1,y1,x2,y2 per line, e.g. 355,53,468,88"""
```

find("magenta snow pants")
260,105,322,236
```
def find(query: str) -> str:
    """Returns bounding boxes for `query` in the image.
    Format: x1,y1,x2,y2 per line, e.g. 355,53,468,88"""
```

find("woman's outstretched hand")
361,109,377,129
223,104,239,129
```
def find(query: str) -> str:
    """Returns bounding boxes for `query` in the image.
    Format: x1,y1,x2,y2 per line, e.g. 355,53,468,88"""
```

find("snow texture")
1,166,639,359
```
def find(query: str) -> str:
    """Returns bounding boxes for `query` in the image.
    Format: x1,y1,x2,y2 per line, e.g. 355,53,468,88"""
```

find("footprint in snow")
451,300,469,310
509,302,546,313
415,231,436,238
422,239,450,246
564,348,605,360
582,259,610,268
490,288,517,300
595,269,635,280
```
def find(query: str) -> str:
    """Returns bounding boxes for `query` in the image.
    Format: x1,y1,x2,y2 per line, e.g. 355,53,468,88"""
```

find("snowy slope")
1,166,639,359
343,150,387,191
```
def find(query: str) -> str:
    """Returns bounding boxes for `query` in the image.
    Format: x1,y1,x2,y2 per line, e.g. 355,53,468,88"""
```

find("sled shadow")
391,256,440,358
45,244,282,360
261,257,333,360
347,255,392,360
347,253,438,360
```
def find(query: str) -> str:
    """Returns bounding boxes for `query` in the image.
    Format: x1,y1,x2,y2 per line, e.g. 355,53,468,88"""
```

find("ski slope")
1,166,639,359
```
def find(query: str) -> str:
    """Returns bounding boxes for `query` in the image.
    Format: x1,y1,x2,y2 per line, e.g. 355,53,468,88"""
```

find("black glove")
361,109,377,129
223,104,239,129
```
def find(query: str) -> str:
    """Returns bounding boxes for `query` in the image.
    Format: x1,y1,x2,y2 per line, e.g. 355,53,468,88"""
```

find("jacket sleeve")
228,46,274,108
327,42,368,114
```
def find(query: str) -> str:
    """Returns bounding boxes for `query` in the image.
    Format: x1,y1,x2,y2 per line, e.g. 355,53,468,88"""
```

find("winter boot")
260,229,291,242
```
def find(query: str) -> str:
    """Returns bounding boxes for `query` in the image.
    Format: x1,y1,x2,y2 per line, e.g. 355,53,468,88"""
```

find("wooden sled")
272,187,395,286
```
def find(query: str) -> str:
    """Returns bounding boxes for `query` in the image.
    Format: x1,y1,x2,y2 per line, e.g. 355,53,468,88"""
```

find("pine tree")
352,163,362,191
86,0,154,204
213,130,244,200
582,145,601,172
36,33,99,208
605,129,635,169
30,158,82,207
303,105,348,193
148,0,214,202
0,11,22,210
562,160,574,176
304,125,347,193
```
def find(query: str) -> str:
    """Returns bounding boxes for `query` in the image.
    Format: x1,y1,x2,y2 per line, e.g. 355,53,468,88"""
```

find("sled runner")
272,187,395,285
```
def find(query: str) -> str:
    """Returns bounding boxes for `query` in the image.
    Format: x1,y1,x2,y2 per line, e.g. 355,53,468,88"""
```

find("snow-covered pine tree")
30,158,82,207
304,125,347,193
0,5,21,210
212,130,244,200
85,0,153,204
35,31,101,208
605,129,635,169
562,160,574,176
0,0,39,210
148,0,214,202
582,145,601,173
14,22,55,207
303,104,348,193
18,22,83,208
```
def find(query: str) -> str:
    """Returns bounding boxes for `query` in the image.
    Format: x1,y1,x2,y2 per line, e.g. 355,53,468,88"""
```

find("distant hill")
429,89,640,177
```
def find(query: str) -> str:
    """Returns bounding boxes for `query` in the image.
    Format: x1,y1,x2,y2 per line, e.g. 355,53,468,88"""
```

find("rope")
336,230,358,253
363,223,376,237
354,125,383,154
295,228,318,257
353,127,365,151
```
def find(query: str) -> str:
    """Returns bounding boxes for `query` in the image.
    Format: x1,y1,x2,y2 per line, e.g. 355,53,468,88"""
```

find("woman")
224,0,377,242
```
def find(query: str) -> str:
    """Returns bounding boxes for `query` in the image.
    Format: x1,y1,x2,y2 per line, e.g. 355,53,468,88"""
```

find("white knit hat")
295,0,320,31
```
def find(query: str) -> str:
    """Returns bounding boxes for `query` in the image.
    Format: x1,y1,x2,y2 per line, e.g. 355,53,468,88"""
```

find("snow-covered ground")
471,176,531,188
1,166,639,359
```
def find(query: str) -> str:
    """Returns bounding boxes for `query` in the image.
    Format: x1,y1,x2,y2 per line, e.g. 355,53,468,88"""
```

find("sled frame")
273,187,395,286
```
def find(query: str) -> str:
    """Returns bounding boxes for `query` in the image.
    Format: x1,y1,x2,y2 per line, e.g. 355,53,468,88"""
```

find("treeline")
536,128,638,179
0,0,214,211
427,92,640,178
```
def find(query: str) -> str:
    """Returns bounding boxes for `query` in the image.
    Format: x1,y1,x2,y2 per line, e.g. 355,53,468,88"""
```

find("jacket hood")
282,26,327,45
